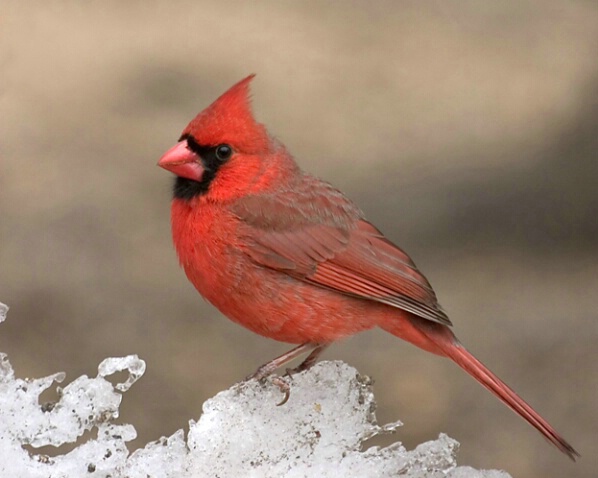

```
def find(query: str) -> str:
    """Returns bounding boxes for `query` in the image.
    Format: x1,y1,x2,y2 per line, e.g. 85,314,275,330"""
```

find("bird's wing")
232,192,451,326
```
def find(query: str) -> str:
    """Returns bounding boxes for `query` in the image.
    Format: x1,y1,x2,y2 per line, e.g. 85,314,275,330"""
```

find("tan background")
1,1,597,476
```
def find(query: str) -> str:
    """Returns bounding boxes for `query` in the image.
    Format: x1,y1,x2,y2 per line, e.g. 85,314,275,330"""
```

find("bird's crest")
182,75,270,154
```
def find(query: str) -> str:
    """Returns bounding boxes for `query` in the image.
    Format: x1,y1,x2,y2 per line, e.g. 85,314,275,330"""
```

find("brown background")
1,1,597,477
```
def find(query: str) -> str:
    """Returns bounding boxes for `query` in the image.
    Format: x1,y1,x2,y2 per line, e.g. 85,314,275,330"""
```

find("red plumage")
158,76,578,460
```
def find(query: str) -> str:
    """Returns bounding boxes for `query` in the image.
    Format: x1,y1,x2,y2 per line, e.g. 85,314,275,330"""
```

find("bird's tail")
380,317,579,460
437,336,579,460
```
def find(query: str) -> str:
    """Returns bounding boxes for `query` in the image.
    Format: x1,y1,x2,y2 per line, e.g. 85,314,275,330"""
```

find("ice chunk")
0,347,143,477
0,301,511,477
185,361,511,477
125,430,187,478
0,301,8,323
98,356,146,392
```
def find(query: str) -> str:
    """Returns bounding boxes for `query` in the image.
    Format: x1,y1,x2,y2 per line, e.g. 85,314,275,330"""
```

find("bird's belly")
188,258,378,344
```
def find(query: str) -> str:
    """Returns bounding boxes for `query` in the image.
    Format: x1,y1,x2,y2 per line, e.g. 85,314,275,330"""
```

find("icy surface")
0,302,511,477
0,301,7,323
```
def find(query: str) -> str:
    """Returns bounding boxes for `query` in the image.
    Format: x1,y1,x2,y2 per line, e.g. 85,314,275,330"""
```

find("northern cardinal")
158,75,578,460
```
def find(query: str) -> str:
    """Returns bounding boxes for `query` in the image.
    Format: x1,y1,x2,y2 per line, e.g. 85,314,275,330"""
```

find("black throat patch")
172,135,225,200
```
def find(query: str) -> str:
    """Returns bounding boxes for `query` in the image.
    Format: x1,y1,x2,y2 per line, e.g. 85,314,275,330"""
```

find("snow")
0,301,511,477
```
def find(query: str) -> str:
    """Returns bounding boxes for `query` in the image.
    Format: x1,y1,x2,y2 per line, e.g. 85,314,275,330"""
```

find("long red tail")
380,316,579,460
439,339,579,460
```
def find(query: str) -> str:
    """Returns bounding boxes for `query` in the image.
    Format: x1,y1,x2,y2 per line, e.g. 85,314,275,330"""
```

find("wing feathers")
234,195,450,326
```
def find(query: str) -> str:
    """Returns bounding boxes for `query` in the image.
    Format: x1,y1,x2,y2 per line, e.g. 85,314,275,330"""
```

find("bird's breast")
171,200,239,297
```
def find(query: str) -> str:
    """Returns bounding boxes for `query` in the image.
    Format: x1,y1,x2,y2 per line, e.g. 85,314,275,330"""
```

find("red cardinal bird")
158,75,578,460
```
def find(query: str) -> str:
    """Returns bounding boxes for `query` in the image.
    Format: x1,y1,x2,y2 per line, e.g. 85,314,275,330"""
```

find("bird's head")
158,75,295,202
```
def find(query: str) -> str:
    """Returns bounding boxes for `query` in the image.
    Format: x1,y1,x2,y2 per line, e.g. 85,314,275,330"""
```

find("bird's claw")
245,371,291,406
270,376,291,406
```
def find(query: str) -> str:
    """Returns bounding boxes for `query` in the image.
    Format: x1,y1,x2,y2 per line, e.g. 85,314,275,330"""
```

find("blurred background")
1,1,597,476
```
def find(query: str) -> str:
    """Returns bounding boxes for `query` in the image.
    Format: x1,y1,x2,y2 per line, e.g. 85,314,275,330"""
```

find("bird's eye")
215,144,233,162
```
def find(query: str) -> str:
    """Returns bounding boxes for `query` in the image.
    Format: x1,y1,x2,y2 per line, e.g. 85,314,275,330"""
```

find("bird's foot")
245,368,291,406
245,362,278,383
244,342,329,406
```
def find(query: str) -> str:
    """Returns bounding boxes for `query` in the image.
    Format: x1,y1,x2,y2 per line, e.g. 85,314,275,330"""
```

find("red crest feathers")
182,75,271,154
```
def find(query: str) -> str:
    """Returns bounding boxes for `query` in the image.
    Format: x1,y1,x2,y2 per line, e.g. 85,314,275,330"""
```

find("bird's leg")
247,342,319,381
246,342,320,406
285,343,330,376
